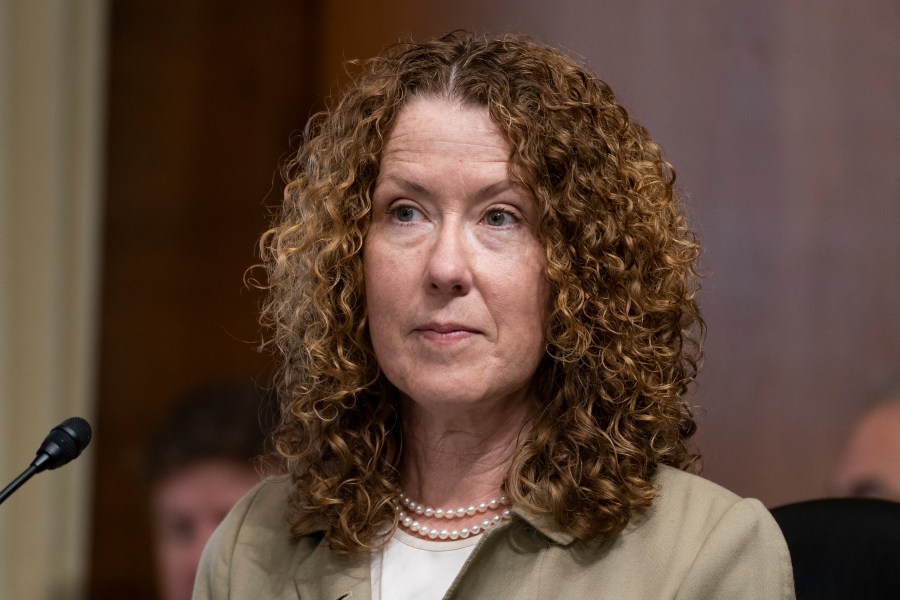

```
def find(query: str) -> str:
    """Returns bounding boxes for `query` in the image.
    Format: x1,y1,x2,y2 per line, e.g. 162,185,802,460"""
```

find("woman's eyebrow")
474,179,518,202
375,174,517,202
374,175,432,198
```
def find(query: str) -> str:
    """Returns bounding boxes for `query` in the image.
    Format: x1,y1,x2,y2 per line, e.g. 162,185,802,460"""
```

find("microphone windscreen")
32,416,93,471
56,417,93,452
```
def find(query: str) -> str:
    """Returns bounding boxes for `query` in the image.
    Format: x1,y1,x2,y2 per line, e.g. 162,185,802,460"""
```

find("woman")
195,32,794,599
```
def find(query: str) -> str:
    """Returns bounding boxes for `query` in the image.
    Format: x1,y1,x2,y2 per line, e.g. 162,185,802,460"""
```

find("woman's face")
364,98,550,412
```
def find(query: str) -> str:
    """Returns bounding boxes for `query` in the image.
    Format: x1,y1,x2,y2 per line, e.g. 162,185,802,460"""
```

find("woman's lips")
415,322,480,341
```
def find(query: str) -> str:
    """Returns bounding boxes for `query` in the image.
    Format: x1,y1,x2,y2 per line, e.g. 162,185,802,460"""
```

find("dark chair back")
770,498,900,599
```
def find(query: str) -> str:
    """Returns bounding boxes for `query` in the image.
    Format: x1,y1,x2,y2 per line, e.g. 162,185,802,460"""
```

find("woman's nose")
425,225,472,295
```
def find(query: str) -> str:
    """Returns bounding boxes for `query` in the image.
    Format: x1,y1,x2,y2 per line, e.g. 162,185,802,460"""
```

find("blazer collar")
288,504,575,599
510,505,576,545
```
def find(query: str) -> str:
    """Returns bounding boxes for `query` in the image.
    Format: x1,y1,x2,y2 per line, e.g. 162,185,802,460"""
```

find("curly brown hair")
260,31,703,554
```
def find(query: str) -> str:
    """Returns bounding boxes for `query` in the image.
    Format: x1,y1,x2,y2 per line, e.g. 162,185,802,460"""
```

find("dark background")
91,2,318,596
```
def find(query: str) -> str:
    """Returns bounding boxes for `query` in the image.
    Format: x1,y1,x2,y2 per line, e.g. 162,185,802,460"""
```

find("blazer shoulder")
194,476,322,599
632,465,778,557
653,465,742,508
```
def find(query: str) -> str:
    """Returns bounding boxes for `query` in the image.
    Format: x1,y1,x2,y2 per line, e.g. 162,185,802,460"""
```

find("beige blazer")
194,465,794,599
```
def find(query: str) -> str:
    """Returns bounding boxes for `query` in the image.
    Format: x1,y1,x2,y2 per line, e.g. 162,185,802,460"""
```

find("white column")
0,1,107,598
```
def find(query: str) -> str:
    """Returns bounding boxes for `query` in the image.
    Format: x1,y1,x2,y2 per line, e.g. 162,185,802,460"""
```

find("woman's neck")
399,396,535,506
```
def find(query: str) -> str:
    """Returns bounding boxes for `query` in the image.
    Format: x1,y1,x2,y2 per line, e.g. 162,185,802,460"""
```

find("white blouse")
371,528,480,600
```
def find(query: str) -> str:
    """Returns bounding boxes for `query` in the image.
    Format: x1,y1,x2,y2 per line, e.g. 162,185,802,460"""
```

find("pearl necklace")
396,491,512,540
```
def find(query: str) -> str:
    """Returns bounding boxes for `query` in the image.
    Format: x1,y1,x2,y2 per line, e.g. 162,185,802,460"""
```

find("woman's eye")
390,205,421,222
484,210,517,227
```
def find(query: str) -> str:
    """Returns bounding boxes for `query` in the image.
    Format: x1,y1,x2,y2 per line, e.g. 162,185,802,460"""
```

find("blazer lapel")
292,536,372,600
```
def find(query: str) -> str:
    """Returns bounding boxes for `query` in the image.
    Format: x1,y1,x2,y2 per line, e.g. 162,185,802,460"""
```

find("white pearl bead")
396,489,513,541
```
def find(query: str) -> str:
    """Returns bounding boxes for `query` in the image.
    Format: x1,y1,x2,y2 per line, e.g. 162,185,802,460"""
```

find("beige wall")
0,1,107,598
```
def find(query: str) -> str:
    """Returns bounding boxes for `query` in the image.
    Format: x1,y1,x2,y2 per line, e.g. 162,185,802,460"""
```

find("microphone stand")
0,464,39,505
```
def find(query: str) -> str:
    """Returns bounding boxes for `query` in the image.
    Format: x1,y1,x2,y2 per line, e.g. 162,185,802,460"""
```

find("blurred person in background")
142,380,276,600
833,374,900,502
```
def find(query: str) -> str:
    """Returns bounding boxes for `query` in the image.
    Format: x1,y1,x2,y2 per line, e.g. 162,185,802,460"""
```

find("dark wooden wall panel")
90,2,321,597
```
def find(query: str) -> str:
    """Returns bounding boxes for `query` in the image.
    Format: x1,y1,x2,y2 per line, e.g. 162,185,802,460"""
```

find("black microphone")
0,417,93,505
